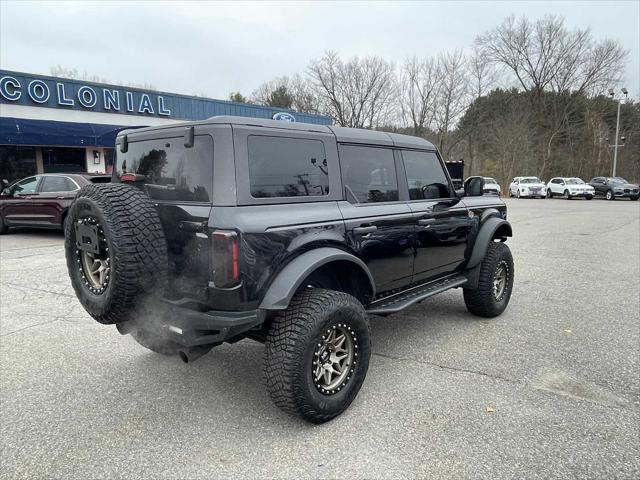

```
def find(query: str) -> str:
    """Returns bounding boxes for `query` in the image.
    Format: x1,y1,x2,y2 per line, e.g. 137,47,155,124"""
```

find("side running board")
366,275,468,315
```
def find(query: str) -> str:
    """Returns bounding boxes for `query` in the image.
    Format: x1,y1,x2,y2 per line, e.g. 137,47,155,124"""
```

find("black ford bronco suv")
64,116,513,423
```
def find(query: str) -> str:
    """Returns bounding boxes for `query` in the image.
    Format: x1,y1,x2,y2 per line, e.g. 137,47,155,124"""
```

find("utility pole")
608,87,628,177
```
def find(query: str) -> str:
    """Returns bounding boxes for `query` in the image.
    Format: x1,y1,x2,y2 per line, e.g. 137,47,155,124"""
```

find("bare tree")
487,103,536,188
476,15,627,177
307,52,397,128
252,76,294,109
399,56,440,137
434,50,470,157
251,75,321,112
468,45,500,99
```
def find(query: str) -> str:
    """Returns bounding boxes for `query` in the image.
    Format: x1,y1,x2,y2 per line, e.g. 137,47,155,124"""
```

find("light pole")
608,87,628,177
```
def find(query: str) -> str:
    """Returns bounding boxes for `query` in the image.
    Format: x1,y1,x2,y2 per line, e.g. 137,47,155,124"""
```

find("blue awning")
0,117,141,148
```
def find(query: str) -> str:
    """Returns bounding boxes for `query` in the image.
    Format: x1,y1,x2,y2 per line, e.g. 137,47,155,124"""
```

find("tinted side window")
41,176,76,192
402,150,450,200
116,135,213,202
339,145,398,203
248,135,328,198
13,177,38,194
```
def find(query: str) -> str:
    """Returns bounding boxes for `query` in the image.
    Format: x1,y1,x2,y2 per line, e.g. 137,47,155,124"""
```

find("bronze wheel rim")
493,261,508,301
313,323,357,395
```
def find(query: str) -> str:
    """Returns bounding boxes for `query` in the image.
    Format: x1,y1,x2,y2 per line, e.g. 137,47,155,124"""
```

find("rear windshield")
115,136,213,202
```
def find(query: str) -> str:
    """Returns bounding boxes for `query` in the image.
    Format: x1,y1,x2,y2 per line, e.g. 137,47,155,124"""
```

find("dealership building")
0,70,332,183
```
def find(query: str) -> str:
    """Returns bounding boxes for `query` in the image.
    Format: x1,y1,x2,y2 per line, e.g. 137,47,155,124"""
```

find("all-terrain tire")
0,215,8,235
264,289,371,423
64,183,167,325
463,242,514,318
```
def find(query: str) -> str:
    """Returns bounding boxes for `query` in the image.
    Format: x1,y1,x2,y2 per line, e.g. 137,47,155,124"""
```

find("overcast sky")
1,1,638,100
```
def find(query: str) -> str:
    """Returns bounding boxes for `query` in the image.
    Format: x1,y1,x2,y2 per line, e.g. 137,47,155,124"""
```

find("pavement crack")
1,317,61,337
1,282,76,298
373,352,637,411
373,351,518,384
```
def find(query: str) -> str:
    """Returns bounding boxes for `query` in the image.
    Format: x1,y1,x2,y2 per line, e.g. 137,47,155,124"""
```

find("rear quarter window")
247,135,329,198
115,136,213,202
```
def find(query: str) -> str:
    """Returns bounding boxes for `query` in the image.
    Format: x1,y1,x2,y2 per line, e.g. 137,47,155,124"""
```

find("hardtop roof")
118,116,436,150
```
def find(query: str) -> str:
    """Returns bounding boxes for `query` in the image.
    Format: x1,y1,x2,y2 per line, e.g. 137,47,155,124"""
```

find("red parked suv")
0,173,110,234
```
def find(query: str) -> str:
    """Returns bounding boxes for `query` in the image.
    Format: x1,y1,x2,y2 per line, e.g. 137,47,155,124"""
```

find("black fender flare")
259,247,376,310
466,216,512,270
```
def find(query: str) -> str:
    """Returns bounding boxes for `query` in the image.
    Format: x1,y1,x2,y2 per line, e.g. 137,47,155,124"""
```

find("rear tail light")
211,230,240,288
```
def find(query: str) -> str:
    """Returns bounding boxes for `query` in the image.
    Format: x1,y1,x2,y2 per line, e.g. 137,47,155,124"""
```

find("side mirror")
464,176,485,197
455,188,465,198
2,188,10,195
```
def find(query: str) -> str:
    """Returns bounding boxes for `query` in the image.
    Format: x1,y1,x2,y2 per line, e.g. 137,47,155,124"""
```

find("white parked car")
482,177,501,196
547,177,594,200
508,176,547,198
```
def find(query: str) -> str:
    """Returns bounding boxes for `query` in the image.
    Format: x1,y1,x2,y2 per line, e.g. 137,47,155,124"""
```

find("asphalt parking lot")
1,197,639,479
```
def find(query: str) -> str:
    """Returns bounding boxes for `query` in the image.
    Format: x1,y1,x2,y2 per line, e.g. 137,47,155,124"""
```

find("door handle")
353,226,377,235
418,218,436,226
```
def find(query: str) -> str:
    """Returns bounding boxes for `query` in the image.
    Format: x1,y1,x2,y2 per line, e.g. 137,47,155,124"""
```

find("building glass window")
0,146,37,184
42,147,86,173
104,149,115,174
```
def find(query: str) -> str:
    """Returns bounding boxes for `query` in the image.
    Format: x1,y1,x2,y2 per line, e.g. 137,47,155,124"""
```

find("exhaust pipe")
178,345,212,364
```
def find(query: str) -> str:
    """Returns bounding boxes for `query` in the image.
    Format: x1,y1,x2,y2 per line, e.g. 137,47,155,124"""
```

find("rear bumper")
128,299,265,348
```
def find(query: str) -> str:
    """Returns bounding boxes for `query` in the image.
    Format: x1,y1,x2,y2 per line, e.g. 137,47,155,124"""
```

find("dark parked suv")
589,177,639,200
64,116,514,423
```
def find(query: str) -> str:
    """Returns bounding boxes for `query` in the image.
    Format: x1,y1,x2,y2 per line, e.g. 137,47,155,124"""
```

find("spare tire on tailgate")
64,183,168,325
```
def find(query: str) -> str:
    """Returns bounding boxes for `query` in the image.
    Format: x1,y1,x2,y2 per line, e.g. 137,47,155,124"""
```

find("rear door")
36,175,80,227
591,177,605,196
400,149,471,283
114,127,215,297
337,144,415,293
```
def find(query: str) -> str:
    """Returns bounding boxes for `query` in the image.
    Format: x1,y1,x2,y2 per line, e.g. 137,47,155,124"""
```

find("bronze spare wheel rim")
75,216,110,294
